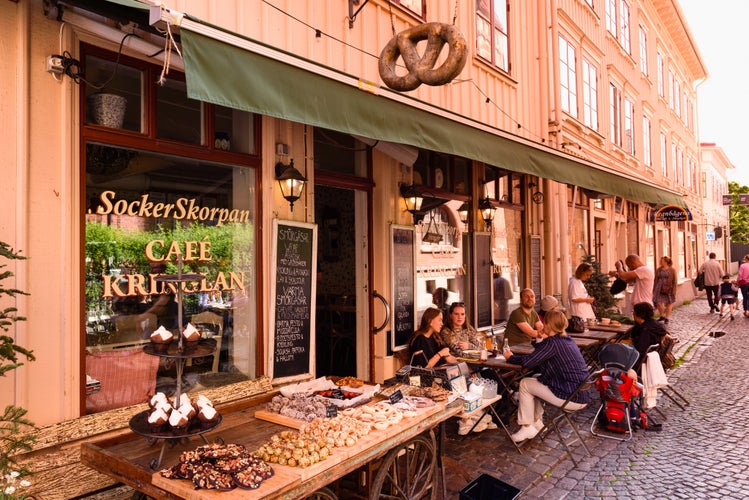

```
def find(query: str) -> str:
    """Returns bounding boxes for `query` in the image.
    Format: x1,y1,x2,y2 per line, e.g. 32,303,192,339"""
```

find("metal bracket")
348,0,370,29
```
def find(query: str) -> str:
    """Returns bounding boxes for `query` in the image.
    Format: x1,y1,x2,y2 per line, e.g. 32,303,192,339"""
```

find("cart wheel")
304,486,337,500
370,434,436,500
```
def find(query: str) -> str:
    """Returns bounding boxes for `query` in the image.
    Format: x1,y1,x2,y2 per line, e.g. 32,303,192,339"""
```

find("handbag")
694,272,705,291
610,277,627,295
566,315,586,333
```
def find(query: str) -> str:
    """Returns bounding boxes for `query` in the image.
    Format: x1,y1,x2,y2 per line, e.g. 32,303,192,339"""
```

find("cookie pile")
160,443,273,490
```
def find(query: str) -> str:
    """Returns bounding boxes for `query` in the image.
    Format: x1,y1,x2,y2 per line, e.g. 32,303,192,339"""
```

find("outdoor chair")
521,369,603,467
644,344,689,414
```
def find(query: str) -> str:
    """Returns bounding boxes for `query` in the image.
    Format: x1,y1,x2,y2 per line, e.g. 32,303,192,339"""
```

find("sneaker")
664,318,669,324
511,425,540,443
657,317,666,322
533,419,545,430
731,315,734,321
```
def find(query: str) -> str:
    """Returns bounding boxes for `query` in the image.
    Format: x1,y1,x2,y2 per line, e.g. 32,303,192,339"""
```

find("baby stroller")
590,343,651,441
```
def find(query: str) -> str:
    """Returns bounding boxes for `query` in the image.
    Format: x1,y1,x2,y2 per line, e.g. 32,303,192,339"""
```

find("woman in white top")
568,263,596,320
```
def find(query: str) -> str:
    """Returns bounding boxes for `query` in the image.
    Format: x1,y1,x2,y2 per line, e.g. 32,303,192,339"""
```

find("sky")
679,0,749,187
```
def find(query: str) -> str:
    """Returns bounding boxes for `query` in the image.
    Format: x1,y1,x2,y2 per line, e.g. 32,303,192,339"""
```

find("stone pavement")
441,296,749,499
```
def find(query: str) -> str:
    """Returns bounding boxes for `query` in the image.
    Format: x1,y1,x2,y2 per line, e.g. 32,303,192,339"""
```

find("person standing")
503,288,544,346
568,263,596,321
493,272,513,322
699,252,725,313
609,254,654,314
738,255,749,318
653,256,677,324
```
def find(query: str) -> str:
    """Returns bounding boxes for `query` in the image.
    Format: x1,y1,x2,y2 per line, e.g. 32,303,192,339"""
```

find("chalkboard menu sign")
391,226,415,352
269,220,317,380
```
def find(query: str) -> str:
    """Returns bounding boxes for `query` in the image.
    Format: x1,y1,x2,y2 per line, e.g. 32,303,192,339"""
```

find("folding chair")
524,369,603,467
644,344,689,411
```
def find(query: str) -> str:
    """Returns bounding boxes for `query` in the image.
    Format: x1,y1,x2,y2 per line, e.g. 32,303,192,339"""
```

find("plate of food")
462,350,481,359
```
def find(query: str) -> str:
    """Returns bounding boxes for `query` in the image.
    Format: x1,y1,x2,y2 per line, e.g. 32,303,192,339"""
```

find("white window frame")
660,132,668,177
582,58,598,130
619,0,631,53
609,83,621,147
642,116,651,167
476,0,509,72
559,35,578,117
639,26,648,75
657,52,664,97
624,97,634,154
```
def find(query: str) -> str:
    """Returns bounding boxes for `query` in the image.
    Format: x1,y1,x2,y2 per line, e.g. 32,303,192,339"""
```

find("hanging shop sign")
650,205,693,222
379,22,467,91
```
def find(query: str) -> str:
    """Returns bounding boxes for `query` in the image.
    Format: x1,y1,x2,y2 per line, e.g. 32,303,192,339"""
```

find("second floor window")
660,132,668,177
394,0,425,18
476,0,509,72
639,26,648,76
582,59,598,130
606,0,631,53
657,52,665,97
609,84,621,147
642,116,651,167
559,36,577,117
624,97,634,155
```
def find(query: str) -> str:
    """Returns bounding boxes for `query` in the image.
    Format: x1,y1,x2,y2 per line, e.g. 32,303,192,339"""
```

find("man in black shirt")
628,302,666,374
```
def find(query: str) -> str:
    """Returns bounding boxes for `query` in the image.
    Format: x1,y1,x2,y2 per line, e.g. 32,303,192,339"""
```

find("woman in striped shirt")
502,309,591,442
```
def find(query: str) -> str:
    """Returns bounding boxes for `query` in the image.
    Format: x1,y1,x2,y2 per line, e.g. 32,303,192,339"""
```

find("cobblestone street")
443,296,749,499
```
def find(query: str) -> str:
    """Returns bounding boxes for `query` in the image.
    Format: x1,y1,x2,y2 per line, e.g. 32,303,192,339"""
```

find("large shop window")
81,45,259,414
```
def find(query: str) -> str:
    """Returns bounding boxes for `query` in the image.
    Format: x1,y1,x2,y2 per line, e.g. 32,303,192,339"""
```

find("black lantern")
275,159,307,211
458,201,470,225
478,197,496,227
400,184,424,215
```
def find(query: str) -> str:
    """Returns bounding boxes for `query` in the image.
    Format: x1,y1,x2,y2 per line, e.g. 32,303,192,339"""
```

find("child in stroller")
591,343,656,439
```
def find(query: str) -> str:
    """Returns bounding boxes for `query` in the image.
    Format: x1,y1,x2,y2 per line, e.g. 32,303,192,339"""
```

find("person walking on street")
609,254,654,315
653,256,677,324
718,275,738,321
738,255,749,317
700,252,725,313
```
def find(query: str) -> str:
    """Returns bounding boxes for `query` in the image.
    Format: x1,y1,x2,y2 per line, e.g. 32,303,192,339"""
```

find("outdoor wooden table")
81,391,462,499
589,323,630,334
568,329,619,342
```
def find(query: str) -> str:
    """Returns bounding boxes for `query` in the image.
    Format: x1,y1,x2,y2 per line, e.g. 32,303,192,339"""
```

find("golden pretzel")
379,22,468,92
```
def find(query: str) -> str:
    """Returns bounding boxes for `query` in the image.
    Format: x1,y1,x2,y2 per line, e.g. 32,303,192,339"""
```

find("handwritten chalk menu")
391,226,415,352
269,220,317,380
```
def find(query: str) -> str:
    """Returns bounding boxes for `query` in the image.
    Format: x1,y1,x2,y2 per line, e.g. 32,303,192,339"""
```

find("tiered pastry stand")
128,265,221,469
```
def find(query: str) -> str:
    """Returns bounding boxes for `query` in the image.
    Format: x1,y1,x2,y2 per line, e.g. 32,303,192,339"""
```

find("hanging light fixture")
400,184,424,215
478,197,496,227
458,201,470,225
275,159,307,211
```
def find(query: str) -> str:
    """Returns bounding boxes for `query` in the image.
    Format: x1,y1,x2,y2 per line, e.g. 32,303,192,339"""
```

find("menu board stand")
269,220,317,382
391,225,415,352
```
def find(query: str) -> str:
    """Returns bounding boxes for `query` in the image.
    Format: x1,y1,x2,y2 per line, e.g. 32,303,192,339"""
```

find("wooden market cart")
81,389,462,499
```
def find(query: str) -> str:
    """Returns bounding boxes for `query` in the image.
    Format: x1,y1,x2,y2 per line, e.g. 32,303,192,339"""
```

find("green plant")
0,242,36,495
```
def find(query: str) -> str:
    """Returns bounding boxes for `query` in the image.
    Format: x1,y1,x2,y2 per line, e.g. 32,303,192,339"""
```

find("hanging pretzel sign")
379,22,467,92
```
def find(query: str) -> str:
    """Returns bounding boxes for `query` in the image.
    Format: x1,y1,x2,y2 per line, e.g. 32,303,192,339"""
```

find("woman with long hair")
568,262,596,320
409,308,458,368
653,256,677,324
440,302,483,358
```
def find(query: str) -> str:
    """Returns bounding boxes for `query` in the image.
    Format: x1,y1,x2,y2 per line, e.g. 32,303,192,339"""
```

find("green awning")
179,26,684,206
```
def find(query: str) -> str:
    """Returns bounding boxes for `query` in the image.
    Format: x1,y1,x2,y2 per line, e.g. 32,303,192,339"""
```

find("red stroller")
590,343,649,441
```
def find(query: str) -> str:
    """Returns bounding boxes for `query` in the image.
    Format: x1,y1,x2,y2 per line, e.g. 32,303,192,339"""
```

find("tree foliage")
728,181,749,244
0,242,36,489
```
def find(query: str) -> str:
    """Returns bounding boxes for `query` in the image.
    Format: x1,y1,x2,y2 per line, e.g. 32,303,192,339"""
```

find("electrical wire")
259,0,548,148
62,32,140,89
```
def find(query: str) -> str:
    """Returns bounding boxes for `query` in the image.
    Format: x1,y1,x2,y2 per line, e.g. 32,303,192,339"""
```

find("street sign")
706,232,715,241
722,194,749,205
722,194,732,205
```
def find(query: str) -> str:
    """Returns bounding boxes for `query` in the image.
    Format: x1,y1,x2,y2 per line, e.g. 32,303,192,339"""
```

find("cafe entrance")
312,129,372,380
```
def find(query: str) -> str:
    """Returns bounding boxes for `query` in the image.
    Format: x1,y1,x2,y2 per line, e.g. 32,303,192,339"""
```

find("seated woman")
501,309,591,442
628,302,667,374
439,302,497,434
409,308,458,368
440,302,484,358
